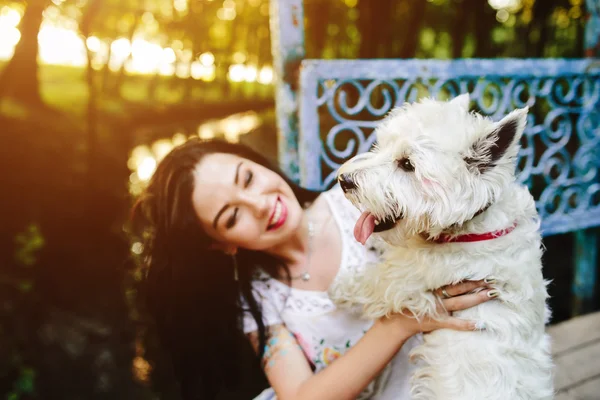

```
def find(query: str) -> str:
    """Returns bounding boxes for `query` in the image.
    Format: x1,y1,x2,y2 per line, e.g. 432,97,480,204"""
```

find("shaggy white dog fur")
330,94,554,400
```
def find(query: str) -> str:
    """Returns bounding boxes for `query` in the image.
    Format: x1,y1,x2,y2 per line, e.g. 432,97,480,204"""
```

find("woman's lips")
268,196,287,230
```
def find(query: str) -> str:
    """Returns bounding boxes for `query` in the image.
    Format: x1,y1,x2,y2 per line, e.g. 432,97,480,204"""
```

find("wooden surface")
548,311,600,399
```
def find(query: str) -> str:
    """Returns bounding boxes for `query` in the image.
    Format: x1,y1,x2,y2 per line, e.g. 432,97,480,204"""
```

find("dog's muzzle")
337,152,376,193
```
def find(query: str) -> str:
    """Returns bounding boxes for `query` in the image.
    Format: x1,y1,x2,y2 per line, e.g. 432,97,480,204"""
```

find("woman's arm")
248,317,412,400
248,280,492,400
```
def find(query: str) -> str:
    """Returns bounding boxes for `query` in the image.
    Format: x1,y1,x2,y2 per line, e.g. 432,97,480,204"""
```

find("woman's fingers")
439,316,479,331
442,289,499,312
436,279,489,298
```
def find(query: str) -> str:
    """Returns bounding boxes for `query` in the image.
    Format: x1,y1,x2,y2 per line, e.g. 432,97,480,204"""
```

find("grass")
0,61,273,119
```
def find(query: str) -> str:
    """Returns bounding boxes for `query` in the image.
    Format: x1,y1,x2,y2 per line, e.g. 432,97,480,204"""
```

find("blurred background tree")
0,0,593,398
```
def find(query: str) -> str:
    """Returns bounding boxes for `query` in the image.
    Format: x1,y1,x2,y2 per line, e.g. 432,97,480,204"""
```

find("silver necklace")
290,219,315,282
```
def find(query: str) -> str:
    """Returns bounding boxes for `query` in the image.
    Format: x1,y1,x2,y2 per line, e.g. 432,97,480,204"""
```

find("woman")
132,138,496,400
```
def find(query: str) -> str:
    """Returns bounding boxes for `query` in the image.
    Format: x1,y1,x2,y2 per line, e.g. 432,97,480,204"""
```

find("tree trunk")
535,19,549,57
114,13,141,97
100,43,113,94
306,0,330,58
0,0,47,105
148,72,161,100
85,48,99,197
219,12,241,97
358,0,377,58
380,0,396,57
530,0,559,58
398,0,427,58
575,13,584,57
80,0,102,207
184,39,198,102
451,0,468,58
473,0,496,57
183,0,205,101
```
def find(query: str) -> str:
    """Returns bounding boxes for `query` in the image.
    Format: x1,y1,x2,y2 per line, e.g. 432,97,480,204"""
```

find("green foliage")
15,367,35,394
0,95,29,119
6,367,36,400
1,226,41,399
14,224,44,268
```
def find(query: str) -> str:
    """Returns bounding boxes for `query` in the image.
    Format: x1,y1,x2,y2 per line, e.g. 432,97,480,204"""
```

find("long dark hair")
131,138,319,399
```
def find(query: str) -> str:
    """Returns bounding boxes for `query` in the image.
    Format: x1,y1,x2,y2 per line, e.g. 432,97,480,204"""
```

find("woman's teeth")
270,200,282,227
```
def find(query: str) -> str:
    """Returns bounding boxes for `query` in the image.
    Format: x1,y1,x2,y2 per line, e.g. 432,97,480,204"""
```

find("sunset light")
127,111,262,195
0,4,274,83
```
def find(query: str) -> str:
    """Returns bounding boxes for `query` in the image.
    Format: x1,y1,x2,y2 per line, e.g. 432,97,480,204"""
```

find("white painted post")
269,0,306,182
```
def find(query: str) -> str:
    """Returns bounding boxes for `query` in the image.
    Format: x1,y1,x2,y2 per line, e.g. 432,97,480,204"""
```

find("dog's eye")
397,158,414,172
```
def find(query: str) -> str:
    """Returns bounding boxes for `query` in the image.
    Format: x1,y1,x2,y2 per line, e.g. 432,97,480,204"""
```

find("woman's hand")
382,279,497,336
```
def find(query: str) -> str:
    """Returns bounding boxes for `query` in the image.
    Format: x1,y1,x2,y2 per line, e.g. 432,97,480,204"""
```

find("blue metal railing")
270,0,600,315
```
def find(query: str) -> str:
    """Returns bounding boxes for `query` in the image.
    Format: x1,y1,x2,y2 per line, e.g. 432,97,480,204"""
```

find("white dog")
331,94,554,399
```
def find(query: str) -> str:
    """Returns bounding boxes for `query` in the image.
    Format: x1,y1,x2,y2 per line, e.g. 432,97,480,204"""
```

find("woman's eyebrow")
234,161,242,184
212,161,243,229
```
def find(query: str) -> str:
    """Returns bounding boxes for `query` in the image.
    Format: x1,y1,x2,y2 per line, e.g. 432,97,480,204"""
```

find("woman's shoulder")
241,272,287,333
322,183,344,200
248,270,281,298
319,184,363,239
321,183,389,261
321,184,360,217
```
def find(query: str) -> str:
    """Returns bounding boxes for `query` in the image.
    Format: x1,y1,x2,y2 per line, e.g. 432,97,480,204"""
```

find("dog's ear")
449,93,470,110
465,107,528,173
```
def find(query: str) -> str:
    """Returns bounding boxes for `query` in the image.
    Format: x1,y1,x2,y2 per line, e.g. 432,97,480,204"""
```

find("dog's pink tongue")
354,211,376,245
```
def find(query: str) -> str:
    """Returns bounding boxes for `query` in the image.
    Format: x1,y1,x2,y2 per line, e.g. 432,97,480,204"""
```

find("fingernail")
484,277,497,284
475,321,486,330
487,289,500,298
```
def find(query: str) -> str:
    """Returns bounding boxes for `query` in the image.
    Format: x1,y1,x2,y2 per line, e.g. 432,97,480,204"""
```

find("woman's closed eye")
222,171,253,230
244,170,253,187
226,207,238,229
224,171,252,230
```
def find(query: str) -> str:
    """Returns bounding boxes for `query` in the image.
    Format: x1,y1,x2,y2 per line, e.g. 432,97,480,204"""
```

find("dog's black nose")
338,173,356,192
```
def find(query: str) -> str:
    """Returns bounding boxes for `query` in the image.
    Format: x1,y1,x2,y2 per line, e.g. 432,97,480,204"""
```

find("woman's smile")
267,196,288,231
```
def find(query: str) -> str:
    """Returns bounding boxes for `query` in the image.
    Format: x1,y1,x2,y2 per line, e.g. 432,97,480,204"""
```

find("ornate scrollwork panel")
298,59,600,236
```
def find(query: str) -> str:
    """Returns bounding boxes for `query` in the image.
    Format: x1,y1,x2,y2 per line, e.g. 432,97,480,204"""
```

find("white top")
244,185,421,400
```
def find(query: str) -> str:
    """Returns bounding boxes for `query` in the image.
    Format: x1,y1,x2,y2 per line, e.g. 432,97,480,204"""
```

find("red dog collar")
433,223,517,244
